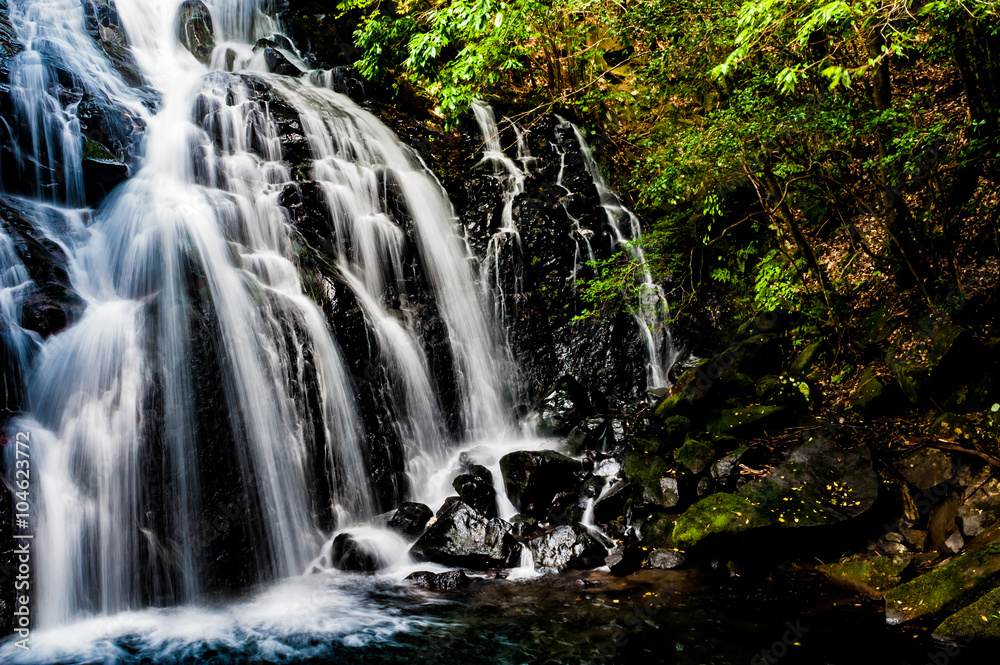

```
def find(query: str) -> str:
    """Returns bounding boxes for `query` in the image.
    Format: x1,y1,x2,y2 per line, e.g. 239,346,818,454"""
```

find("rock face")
528,525,606,572
176,0,215,64
410,500,520,569
387,502,433,540
500,450,581,520
534,376,592,435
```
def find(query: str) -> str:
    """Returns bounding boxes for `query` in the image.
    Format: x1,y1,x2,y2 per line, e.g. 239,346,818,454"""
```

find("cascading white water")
1,0,514,632
470,101,527,323
557,117,678,389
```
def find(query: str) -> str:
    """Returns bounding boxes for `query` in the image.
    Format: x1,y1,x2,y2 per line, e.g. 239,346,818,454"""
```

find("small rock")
944,530,965,554
330,533,381,573
405,570,471,590
648,549,685,569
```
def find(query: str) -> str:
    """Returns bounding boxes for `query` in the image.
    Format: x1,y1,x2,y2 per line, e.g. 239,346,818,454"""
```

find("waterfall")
0,0,512,629
558,117,677,389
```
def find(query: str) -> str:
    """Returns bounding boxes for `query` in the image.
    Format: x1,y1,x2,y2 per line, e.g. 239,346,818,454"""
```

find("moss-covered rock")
675,436,715,474
849,368,894,412
659,414,694,445
790,341,823,376
933,585,1000,641
671,493,771,548
884,542,1000,624
886,321,966,404
893,447,955,491
756,374,811,409
705,405,785,435
818,555,912,597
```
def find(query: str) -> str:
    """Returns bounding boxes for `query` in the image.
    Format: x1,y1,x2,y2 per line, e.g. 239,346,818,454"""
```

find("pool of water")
0,567,985,664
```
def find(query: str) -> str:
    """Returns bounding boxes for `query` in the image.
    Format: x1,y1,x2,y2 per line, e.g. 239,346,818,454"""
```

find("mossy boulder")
671,493,771,548
818,555,912,597
176,0,215,64
886,321,966,404
849,368,898,413
757,437,878,526
705,405,785,436
675,436,715,474
859,303,901,348
884,542,1000,624
893,447,955,491
790,341,823,376
933,585,1000,641
659,415,694,445
756,374,811,409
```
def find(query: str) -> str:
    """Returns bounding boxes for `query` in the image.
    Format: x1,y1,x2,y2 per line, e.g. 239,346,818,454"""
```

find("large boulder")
176,0,215,64
410,500,520,569
672,437,878,549
387,502,433,540
528,525,606,572
500,450,581,519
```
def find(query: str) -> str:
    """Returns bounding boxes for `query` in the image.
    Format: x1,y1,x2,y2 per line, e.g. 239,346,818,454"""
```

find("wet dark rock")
82,0,143,86
82,139,129,205
500,450,581,520
410,500,520,569
254,39,302,76
405,569,472,590
528,525,606,572
387,502,433,540
510,514,540,540
605,539,644,575
0,198,83,339
329,532,381,572
534,375,591,435
176,0,215,64
452,467,498,518
648,548,685,569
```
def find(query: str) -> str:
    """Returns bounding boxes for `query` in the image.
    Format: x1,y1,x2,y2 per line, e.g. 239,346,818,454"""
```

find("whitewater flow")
0,0,514,630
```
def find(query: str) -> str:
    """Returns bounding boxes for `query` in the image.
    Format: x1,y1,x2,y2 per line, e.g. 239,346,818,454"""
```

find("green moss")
82,137,119,162
671,492,771,548
933,585,1000,641
644,514,676,548
818,555,912,596
790,341,823,375
623,451,667,484
659,415,693,445
705,405,785,435
885,542,1000,624
654,392,690,420
674,436,714,474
